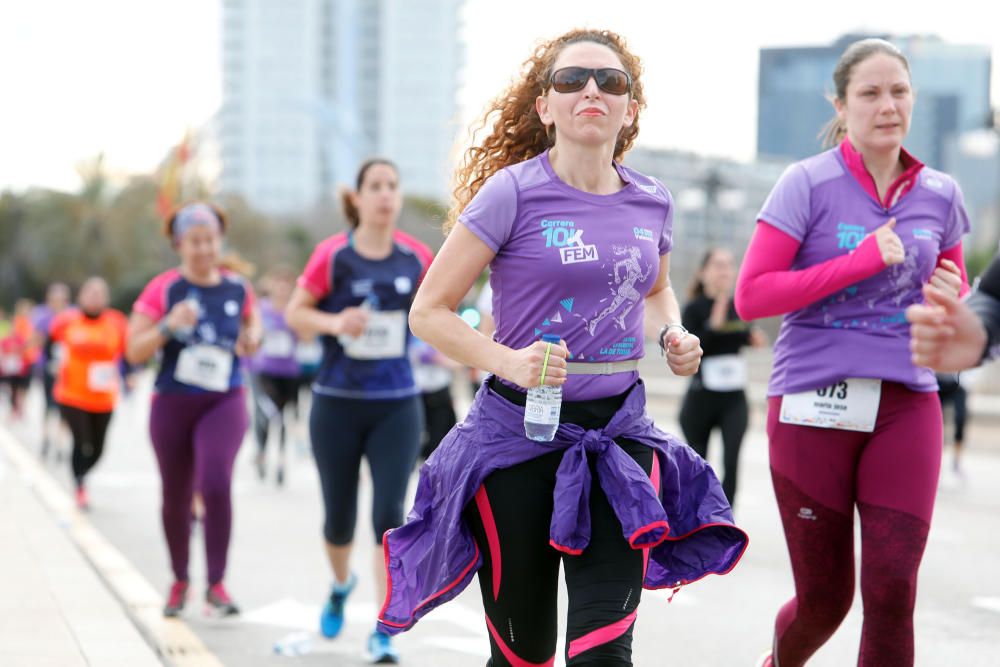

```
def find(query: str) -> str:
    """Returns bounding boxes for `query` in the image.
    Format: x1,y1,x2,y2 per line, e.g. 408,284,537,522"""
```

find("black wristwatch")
658,322,687,355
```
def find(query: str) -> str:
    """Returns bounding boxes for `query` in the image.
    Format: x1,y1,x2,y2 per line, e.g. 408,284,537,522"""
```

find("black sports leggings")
466,379,653,667
252,373,300,454
59,404,113,484
310,393,422,546
938,380,967,443
419,386,457,459
678,386,748,505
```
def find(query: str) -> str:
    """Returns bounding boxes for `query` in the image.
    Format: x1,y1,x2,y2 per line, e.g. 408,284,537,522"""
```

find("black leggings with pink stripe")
465,379,653,667
766,382,942,667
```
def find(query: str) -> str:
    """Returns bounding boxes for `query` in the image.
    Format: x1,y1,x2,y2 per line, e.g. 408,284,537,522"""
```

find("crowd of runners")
4,29,999,667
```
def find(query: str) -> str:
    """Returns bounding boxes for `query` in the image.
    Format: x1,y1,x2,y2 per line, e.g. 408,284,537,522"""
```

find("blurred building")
944,129,1000,249
625,147,788,282
219,0,464,215
758,33,992,169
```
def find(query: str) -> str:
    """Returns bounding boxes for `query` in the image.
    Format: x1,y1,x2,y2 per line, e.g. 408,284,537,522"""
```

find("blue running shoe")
366,629,399,664
319,573,357,638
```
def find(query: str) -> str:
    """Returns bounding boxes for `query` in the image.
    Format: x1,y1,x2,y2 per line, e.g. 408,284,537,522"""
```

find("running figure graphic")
585,245,653,335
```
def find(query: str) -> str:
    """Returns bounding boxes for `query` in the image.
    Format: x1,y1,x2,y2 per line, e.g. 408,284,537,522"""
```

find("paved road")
9,374,1000,666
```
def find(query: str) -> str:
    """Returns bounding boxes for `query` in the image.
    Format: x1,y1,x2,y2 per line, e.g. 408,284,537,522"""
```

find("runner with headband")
378,29,748,667
127,202,260,618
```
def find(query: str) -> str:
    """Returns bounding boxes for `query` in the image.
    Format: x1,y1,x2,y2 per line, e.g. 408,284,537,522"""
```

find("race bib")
1,355,22,375
87,362,119,392
295,339,323,365
779,378,882,432
341,311,407,360
700,354,747,392
175,344,233,392
262,330,294,358
47,342,66,374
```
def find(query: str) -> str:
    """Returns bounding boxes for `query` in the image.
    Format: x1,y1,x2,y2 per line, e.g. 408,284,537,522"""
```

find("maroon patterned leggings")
766,382,942,667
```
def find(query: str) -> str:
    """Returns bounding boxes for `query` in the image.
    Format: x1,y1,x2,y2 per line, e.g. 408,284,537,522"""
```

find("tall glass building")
219,0,464,215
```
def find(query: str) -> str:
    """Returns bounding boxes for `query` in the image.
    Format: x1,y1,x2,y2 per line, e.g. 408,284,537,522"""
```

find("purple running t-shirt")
249,299,300,378
759,147,970,396
460,149,673,400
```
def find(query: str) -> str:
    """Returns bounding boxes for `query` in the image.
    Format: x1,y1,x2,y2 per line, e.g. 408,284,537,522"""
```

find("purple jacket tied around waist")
377,379,749,635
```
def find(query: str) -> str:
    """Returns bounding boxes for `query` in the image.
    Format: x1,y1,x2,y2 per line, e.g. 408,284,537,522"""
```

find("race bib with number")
175,344,233,392
779,378,882,432
87,362,119,392
262,331,294,358
700,354,747,392
341,311,407,360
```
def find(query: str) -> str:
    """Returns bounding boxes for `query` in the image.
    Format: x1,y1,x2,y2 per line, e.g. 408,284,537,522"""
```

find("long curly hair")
445,29,646,233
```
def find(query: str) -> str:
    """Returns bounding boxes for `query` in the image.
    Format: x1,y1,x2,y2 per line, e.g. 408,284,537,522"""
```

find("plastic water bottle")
174,288,201,341
273,631,313,656
524,333,562,442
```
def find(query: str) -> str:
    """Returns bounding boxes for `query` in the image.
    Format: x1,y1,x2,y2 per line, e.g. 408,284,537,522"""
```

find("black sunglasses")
549,67,632,96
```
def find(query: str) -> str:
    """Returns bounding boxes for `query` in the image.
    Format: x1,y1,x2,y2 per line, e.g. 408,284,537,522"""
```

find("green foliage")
0,158,448,310
966,244,996,282
0,167,297,309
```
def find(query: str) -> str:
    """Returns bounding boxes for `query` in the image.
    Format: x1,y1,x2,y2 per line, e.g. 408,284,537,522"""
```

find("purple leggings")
767,382,942,667
150,389,248,585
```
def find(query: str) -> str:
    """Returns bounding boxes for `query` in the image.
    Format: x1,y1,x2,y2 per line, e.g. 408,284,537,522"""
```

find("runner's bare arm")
645,254,702,376
125,301,197,365
125,312,160,365
284,287,360,339
236,303,262,357
410,224,567,389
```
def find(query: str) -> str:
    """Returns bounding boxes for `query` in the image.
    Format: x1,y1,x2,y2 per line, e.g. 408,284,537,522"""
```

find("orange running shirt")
50,309,128,412
13,315,39,365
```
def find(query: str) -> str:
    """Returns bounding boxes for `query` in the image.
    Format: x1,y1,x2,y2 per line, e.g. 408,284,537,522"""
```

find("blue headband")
173,204,221,241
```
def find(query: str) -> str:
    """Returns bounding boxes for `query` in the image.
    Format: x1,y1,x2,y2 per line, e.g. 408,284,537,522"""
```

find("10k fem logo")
836,222,866,250
540,219,599,265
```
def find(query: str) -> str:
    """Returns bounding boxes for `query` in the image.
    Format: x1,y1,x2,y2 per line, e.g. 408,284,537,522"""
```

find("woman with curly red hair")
377,29,748,666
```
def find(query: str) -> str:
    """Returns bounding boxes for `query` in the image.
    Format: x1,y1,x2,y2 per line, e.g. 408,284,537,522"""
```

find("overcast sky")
2,0,998,192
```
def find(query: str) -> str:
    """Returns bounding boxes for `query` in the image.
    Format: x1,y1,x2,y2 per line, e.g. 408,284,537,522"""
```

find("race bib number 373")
779,378,882,433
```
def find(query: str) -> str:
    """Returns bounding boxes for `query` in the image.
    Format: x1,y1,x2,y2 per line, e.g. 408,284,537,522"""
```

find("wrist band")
658,322,687,355
540,342,552,386
157,320,173,340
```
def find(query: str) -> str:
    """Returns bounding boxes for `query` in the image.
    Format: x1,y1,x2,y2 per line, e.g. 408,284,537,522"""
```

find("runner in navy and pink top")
392,29,747,667
285,158,433,663
126,202,261,619
734,39,969,667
